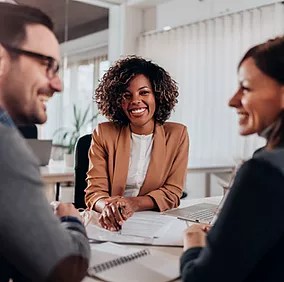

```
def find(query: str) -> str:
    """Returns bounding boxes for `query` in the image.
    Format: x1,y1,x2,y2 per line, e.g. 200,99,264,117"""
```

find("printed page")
87,223,154,244
86,211,176,244
120,211,175,238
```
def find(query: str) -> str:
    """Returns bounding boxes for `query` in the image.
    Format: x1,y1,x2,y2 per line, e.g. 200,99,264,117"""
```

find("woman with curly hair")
85,56,189,231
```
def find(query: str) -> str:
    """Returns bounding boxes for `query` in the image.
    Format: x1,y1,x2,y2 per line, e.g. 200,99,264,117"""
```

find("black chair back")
17,124,38,139
74,134,92,209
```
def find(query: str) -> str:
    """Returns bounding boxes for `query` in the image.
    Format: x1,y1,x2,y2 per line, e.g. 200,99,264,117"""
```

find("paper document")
87,223,154,244
87,211,176,245
88,242,180,282
121,211,174,238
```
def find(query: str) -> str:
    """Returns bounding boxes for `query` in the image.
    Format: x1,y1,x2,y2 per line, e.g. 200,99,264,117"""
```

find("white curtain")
41,55,107,140
138,3,284,165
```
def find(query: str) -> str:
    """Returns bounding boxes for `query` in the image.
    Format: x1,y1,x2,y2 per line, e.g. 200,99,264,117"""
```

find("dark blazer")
180,148,284,282
85,121,189,211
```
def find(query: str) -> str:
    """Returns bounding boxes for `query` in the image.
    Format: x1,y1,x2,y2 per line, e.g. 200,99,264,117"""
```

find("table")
83,196,222,282
188,159,234,197
40,160,74,201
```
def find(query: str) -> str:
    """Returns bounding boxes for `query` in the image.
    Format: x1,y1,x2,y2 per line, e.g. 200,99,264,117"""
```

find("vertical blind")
42,55,107,140
138,3,284,164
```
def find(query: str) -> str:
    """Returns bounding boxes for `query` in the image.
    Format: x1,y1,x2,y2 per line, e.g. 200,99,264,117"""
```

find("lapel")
112,125,131,196
139,123,166,195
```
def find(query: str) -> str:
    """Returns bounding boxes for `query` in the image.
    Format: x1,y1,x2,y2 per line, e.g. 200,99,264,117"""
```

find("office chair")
74,134,92,209
74,133,187,209
17,124,38,139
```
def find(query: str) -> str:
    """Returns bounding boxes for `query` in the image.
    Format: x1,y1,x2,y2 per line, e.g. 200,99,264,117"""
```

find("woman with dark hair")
85,56,189,231
180,37,284,282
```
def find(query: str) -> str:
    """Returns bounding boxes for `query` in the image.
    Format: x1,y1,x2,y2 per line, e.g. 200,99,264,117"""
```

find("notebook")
26,139,52,166
88,242,180,282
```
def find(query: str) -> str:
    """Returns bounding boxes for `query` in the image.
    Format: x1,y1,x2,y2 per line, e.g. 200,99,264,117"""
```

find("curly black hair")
95,55,179,126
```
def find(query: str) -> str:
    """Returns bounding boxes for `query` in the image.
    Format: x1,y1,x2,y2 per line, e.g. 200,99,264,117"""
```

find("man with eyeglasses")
0,3,90,281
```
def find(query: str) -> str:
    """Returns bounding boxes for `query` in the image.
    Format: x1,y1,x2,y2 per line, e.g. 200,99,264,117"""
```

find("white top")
124,133,153,197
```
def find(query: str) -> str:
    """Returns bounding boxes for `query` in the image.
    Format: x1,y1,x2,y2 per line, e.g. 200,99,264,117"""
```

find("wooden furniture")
40,160,74,201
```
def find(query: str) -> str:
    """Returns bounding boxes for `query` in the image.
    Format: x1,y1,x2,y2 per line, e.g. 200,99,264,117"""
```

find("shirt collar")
0,107,15,128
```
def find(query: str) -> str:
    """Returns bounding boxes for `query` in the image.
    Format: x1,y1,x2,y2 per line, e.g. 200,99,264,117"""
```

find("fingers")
99,204,122,231
202,224,211,233
117,202,129,221
99,197,135,231
184,223,210,233
105,197,134,220
55,202,82,219
116,198,135,220
183,223,208,250
110,203,124,225
50,201,60,212
104,196,122,205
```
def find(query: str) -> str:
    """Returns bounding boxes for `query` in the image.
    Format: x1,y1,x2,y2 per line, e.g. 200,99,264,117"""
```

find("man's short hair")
0,3,54,47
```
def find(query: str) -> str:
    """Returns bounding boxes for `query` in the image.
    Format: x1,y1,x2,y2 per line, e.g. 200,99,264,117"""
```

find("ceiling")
16,0,109,42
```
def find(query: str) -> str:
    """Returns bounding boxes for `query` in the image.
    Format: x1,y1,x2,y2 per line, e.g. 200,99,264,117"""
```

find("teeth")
39,95,49,101
39,95,49,103
131,108,145,114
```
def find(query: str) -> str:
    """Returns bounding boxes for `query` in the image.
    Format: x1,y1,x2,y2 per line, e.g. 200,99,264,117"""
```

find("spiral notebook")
88,242,180,282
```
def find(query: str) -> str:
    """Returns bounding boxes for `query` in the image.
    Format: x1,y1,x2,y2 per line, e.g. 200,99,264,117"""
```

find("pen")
177,217,191,227
118,206,123,216
117,206,125,225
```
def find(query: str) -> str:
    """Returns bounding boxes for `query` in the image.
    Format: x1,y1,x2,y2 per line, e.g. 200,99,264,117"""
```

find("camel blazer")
85,121,189,211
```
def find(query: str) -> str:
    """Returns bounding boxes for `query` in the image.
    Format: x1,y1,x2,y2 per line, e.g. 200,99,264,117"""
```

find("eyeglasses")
1,43,60,79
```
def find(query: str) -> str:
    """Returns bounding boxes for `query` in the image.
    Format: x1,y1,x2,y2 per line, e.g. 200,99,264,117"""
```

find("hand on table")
51,202,83,222
183,223,211,251
99,197,138,231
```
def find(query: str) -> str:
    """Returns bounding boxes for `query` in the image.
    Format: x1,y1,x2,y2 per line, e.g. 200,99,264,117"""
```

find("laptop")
163,189,232,224
26,139,52,166
163,202,218,224
163,165,241,224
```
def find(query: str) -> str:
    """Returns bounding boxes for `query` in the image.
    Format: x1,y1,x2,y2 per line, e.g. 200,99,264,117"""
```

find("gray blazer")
0,124,90,281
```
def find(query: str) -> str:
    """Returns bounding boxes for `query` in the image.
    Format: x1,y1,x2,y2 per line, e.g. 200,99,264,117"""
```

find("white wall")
122,5,144,55
143,6,157,32
157,0,283,29
60,29,108,63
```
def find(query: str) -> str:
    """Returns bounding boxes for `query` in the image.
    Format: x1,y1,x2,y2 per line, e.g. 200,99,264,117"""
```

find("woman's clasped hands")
99,196,137,231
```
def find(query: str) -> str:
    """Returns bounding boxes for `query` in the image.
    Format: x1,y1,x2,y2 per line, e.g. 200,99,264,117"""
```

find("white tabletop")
83,196,222,282
40,160,74,184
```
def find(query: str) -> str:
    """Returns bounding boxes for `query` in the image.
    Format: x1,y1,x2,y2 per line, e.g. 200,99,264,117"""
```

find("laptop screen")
26,139,52,166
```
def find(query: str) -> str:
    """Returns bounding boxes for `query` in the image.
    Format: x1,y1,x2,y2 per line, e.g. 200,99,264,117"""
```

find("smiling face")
0,24,62,124
121,74,156,135
229,57,284,136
